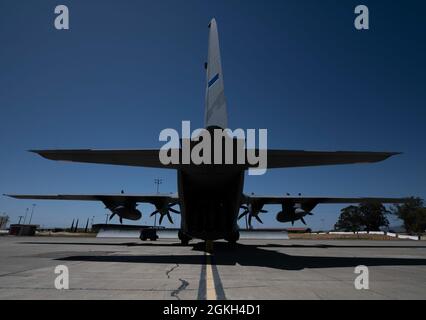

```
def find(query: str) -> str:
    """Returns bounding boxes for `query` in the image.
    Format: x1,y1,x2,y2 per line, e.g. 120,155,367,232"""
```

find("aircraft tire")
178,230,191,246
225,231,240,244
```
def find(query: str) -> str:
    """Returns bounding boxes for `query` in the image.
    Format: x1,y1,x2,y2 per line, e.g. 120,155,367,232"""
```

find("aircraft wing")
5,193,181,224
5,193,179,205
239,195,407,225
244,195,408,205
265,150,401,169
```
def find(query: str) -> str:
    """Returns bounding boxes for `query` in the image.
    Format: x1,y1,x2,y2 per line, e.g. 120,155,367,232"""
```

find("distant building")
9,224,38,236
0,216,10,229
286,227,312,233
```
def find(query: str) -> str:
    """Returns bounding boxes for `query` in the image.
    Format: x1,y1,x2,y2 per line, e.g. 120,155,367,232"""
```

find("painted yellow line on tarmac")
205,241,217,300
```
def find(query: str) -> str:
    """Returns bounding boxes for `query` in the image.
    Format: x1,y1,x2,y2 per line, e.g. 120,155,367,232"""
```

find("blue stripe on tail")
208,73,220,88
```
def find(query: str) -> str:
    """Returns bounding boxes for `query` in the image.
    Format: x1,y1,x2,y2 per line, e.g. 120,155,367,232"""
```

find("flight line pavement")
0,236,425,299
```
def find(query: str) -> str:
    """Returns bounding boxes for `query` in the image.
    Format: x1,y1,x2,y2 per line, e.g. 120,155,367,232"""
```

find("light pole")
153,178,163,228
85,218,89,233
154,178,163,194
29,204,36,224
23,208,29,224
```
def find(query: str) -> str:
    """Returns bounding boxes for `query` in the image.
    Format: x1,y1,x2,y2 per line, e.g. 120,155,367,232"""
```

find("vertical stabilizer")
204,18,228,129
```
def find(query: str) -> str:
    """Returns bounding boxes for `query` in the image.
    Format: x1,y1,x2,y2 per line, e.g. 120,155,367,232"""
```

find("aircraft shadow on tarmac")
35,241,426,271
21,241,426,250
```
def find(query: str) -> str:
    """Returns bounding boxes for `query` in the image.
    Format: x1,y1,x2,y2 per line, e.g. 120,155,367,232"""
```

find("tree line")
335,197,426,235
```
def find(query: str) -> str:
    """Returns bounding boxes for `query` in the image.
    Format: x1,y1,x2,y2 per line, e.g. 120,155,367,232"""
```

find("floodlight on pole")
153,178,163,227
154,178,163,194
23,208,29,225
29,204,36,224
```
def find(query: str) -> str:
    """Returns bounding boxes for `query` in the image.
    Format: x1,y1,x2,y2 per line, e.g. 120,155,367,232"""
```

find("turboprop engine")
109,205,142,224
276,203,313,225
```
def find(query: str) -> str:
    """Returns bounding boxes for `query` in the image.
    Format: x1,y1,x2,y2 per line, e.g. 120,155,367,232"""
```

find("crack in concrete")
166,263,179,279
171,278,189,300
166,264,189,300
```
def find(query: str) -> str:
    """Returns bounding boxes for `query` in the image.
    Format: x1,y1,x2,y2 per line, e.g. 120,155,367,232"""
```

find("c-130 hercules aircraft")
6,19,405,244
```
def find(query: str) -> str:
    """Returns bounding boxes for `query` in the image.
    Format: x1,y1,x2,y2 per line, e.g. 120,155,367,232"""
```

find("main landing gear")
225,231,240,244
178,230,192,245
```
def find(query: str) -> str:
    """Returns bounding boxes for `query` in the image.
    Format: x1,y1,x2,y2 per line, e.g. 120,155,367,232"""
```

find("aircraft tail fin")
204,18,228,129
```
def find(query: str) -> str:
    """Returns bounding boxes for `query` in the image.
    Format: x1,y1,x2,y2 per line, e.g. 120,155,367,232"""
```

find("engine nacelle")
112,206,142,221
276,211,287,223
276,208,308,223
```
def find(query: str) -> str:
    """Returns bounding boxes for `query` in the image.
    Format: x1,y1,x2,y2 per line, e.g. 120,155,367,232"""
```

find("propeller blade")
159,214,165,225
109,212,116,220
301,217,307,225
240,205,248,210
150,210,159,217
260,209,268,213
291,220,294,226
166,212,173,224
169,208,180,214
238,210,249,220
119,217,123,224
254,215,263,224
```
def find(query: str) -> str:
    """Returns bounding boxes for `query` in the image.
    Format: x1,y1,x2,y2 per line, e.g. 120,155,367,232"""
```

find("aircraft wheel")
225,231,240,244
178,230,191,246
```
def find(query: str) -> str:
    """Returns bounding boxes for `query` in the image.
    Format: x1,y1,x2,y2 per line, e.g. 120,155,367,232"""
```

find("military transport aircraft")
6,19,405,244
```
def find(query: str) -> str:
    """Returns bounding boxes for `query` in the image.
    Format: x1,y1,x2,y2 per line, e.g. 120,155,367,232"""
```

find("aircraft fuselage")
177,167,244,240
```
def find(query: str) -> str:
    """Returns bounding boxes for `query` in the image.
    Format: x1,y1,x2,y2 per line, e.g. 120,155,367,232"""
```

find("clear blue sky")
0,0,425,230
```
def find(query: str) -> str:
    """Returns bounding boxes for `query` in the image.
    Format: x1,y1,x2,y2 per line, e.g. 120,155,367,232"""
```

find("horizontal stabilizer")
29,149,400,169
30,149,179,169
265,150,401,169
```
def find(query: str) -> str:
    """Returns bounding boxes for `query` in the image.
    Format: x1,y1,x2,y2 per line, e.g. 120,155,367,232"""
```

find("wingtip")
29,149,43,155
370,151,402,163
28,149,57,160
389,152,403,157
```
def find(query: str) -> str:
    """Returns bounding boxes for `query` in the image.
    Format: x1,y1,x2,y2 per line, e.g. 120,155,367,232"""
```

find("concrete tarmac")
0,236,425,300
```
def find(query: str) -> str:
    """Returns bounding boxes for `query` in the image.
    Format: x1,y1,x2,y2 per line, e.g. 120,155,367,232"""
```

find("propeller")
238,203,267,227
278,202,314,225
290,211,313,225
109,212,123,224
107,203,142,224
150,202,180,225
